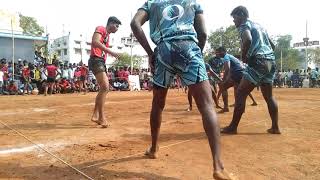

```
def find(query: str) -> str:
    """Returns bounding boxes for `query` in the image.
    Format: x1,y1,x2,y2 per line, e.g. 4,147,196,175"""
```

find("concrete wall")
0,37,34,62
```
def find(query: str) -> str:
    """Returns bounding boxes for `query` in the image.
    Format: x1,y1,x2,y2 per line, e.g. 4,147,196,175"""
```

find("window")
86,42,92,46
64,49,68,55
86,50,91,55
74,48,81,54
57,43,60,47
63,41,67,46
75,41,81,44
57,50,61,55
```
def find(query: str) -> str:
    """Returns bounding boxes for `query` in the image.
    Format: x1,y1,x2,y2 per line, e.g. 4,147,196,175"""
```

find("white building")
49,33,148,68
49,33,92,65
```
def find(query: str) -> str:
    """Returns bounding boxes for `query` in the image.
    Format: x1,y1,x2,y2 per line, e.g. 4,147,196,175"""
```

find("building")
49,33,91,65
49,33,148,68
0,32,48,62
0,10,47,62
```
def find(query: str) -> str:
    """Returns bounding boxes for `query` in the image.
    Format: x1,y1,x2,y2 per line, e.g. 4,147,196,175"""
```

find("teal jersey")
310,70,319,79
139,0,203,45
238,20,275,60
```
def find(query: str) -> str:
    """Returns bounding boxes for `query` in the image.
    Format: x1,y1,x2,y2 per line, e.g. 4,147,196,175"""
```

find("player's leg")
92,71,109,127
221,78,255,134
145,85,168,158
260,83,280,134
190,80,232,179
186,88,193,111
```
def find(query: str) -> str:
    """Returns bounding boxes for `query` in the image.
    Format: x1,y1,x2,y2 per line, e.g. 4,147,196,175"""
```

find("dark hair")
107,16,122,25
215,46,226,53
231,6,249,18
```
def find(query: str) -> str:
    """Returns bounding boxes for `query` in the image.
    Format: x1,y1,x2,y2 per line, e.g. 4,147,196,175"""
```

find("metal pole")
11,19,15,80
302,21,309,79
80,34,83,63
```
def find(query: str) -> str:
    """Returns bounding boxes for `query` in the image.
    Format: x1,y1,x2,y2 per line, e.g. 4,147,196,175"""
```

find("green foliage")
112,53,144,68
19,14,44,36
207,25,240,55
274,35,304,70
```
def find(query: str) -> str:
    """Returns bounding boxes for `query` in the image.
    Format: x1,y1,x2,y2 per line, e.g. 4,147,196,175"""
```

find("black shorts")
47,77,55,83
88,56,106,75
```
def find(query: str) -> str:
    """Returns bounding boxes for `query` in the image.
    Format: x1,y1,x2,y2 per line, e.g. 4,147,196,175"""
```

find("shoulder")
239,20,252,33
95,26,106,34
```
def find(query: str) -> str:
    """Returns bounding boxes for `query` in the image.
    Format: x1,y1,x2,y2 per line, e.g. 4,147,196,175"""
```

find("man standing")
79,62,89,94
44,62,59,96
89,16,121,128
131,1,233,179
221,6,280,134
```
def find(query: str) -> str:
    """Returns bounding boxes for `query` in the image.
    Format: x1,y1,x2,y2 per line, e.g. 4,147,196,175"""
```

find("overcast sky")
1,0,319,44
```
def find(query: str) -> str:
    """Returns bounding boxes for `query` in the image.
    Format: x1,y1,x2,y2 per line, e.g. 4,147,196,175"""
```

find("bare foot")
213,169,236,180
144,147,158,159
186,106,192,112
99,119,110,128
218,108,229,114
267,128,281,134
220,126,237,134
91,114,100,125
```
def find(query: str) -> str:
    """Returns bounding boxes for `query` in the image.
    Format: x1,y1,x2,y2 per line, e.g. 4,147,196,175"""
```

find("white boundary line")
0,120,94,180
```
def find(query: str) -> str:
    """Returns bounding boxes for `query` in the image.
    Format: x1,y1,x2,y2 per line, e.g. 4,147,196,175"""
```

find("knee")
99,85,109,93
152,99,166,111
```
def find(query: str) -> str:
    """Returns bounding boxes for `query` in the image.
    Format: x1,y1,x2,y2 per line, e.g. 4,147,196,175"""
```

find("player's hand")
111,52,121,59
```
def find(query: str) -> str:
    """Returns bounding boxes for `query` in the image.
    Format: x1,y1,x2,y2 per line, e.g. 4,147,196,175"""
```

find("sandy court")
0,88,319,180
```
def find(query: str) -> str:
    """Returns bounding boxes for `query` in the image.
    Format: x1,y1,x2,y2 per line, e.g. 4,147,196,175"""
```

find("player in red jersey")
88,16,122,128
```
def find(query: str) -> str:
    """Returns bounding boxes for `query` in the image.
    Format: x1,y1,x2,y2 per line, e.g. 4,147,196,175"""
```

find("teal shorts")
153,40,208,88
243,58,276,85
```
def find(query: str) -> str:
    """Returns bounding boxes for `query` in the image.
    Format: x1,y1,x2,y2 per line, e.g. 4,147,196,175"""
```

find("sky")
1,0,320,45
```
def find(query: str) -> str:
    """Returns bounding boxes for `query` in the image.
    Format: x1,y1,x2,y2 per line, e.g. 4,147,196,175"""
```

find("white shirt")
0,71,4,82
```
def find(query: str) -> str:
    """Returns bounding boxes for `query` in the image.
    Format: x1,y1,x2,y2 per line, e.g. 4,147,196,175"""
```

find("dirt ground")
0,88,319,180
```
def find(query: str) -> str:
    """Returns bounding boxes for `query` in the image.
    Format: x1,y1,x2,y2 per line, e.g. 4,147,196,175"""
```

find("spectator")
0,66,3,94
3,81,19,95
22,64,31,95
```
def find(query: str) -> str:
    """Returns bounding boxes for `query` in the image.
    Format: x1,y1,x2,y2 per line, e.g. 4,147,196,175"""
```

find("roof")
0,31,48,41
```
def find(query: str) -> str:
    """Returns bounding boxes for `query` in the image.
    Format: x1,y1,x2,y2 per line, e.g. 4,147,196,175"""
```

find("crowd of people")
274,68,320,88
0,56,156,96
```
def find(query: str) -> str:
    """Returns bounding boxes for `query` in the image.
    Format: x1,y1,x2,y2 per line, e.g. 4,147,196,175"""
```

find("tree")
207,25,240,55
112,53,145,68
309,48,320,67
19,14,44,36
274,35,304,70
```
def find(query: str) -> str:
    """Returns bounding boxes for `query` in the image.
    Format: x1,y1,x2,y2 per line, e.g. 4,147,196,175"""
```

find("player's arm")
131,9,154,71
91,32,120,58
222,61,230,82
241,29,252,63
208,68,222,82
194,13,207,52
131,10,152,56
